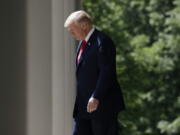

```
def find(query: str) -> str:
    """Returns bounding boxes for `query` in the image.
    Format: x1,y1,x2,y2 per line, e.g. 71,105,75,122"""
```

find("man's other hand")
87,97,99,113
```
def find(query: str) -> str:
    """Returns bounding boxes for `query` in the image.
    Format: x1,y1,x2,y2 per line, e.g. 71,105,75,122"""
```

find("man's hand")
87,97,99,113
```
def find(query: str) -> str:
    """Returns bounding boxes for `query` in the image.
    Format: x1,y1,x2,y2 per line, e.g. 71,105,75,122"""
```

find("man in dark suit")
64,10,125,135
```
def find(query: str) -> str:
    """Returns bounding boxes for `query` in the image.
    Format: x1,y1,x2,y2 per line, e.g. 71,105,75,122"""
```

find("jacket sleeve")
92,37,116,101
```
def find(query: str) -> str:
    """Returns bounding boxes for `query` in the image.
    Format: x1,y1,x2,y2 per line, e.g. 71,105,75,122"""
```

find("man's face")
67,23,85,40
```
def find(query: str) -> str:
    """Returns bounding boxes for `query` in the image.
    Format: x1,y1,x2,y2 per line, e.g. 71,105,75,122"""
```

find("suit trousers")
72,114,119,135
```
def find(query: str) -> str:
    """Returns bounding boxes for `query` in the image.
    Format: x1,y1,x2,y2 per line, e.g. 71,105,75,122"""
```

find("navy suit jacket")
74,29,125,120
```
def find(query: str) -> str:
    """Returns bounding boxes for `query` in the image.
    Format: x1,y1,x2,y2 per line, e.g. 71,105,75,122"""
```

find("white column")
52,0,75,135
26,0,52,135
26,0,76,135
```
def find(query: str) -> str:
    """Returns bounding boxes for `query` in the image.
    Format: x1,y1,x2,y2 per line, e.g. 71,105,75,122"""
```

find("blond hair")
64,10,93,27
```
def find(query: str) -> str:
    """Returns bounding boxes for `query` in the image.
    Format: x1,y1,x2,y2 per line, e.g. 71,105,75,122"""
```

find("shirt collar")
84,27,95,42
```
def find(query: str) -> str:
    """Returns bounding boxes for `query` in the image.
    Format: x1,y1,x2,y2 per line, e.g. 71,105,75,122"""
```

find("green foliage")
83,0,180,135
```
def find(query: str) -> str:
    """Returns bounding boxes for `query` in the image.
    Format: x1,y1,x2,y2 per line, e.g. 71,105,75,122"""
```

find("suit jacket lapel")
76,29,98,73
76,41,83,67
77,42,91,64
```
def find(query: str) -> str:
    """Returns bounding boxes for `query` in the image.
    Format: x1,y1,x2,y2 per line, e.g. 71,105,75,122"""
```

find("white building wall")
52,0,76,135
1,0,78,134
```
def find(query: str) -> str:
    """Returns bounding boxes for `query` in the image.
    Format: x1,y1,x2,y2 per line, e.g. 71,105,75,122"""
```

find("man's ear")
80,22,87,30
